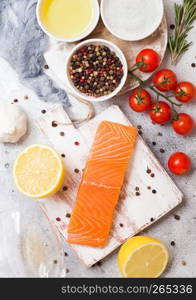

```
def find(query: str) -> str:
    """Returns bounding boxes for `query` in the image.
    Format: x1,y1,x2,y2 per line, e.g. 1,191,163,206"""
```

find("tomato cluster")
128,48,195,175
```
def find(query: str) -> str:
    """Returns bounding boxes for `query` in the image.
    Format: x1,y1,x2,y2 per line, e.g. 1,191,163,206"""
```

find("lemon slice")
13,144,65,199
118,236,169,278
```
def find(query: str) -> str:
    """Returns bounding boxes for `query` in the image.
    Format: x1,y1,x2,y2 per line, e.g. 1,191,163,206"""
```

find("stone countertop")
0,0,195,277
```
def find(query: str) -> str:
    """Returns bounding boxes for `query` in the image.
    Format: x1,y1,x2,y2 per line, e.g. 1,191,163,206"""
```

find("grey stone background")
0,0,195,277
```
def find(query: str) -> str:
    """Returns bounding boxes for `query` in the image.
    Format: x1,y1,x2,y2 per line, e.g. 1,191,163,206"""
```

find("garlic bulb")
0,102,28,143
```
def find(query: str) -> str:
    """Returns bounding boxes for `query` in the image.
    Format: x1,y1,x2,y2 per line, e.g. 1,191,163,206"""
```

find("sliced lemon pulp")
118,236,169,278
13,144,65,199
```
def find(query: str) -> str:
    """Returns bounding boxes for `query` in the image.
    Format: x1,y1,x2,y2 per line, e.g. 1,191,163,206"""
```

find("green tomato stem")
128,70,182,107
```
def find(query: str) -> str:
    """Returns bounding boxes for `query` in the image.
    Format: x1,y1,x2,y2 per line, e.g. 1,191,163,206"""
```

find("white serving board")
37,104,183,267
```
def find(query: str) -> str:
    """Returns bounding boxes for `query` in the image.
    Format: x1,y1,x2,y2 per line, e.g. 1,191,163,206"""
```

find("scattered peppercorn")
152,141,156,146
44,64,49,70
56,217,61,222
66,268,70,273
135,186,140,191
170,241,175,246
170,24,175,30
158,132,163,136
69,44,124,97
60,131,65,136
146,168,151,174
24,95,29,100
160,148,165,153
63,186,68,191
152,189,157,194
147,186,151,190
61,154,66,158
150,217,155,222
52,121,58,127
53,260,58,264
74,141,80,146
137,125,142,130
138,130,143,135
41,109,46,114
97,261,102,266
151,173,155,178
120,223,124,227
74,168,80,173
181,260,187,266
64,252,68,256
174,214,180,220
13,99,18,103
66,213,71,218
136,192,140,196
191,63,196,68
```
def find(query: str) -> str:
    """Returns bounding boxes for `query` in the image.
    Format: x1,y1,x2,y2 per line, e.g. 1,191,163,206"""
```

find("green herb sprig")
168,0,196,65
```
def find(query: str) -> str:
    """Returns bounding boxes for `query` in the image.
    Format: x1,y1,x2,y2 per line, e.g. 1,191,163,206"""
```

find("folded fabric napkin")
0,0,69,106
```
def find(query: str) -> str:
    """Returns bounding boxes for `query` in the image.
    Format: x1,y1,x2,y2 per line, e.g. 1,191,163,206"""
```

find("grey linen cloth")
0,0,70,106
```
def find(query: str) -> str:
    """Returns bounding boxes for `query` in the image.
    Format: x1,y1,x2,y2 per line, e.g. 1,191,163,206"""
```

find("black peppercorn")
69,44,124,97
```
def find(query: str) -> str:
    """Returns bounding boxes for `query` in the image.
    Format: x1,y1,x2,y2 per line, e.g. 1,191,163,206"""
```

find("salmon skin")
67,121,137,247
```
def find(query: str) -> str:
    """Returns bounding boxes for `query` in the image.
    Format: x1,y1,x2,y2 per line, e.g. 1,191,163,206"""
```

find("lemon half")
118,236,169,278
13,144,65,199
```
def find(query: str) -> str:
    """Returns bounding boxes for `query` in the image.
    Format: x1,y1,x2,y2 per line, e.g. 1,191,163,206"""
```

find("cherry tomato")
150,101,171,124
136,49,160,72
129,88,152,112
175,81,196,103
172,113,194,135
168,152,191,175
153,69,177,91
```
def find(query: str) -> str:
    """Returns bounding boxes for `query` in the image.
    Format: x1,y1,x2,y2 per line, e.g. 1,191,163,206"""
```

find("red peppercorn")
74,141,80,146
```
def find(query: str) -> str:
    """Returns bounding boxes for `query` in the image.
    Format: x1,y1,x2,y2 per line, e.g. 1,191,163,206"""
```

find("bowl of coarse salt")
101,0,164,41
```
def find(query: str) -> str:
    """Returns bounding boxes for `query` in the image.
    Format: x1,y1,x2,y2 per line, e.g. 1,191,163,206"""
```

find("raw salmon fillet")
67,121,137,247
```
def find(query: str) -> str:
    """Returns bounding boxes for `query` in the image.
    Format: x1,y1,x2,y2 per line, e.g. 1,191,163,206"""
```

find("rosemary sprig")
168,0,196,65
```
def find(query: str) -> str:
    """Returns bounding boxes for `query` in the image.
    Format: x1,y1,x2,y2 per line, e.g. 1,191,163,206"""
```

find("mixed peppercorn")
69,44,124,97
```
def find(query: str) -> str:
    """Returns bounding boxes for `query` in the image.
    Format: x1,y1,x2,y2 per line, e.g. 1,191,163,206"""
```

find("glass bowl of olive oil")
36,0,100,42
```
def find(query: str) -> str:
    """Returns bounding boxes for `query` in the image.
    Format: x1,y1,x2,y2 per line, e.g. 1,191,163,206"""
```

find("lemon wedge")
13,144,65,199
118,236,169,278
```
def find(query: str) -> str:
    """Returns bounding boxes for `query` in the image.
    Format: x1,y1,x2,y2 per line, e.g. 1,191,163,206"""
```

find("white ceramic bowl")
65,39,128,102
36,0,100,42
101,0,164,41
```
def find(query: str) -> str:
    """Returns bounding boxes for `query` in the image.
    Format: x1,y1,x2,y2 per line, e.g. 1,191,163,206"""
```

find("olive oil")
40,0,93,39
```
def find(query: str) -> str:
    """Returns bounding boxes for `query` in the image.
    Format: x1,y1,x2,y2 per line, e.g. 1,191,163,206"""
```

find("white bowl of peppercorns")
65,39,128,102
